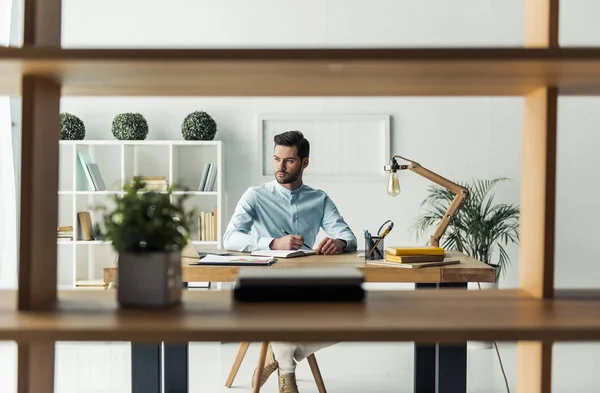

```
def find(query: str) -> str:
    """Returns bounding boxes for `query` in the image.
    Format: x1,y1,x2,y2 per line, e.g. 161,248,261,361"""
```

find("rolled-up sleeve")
222,188,274,252
321,196,357,252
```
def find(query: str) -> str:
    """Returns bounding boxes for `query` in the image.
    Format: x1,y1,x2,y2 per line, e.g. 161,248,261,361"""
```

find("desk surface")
103,250,496,284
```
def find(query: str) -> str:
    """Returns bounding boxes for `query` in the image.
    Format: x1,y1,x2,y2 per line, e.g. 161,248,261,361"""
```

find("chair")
225,342,327,393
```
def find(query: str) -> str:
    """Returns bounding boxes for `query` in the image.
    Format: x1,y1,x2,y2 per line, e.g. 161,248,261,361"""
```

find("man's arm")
222,189,274,252
320,195,357,252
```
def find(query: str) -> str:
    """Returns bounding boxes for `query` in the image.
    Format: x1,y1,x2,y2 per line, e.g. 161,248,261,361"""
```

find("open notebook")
189,254,276,266
250,249,316,258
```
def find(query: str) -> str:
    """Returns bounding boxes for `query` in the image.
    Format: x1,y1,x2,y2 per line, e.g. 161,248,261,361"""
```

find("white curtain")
0,0,18,289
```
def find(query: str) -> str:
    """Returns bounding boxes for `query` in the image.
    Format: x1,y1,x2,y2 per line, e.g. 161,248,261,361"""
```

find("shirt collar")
273,180,305,197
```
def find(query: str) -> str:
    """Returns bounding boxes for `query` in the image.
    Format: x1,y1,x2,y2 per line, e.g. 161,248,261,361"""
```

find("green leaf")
93,178,197,254
410,177,519,276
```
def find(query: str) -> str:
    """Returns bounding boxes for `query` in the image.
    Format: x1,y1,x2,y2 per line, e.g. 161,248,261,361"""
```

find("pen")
366,225,393,258
282,229,312,249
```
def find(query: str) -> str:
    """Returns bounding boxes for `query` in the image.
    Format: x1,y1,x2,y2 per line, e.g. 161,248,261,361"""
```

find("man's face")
273,145,306,184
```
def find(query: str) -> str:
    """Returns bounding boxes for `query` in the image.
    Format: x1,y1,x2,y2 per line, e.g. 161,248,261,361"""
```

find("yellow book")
386,246,445,256
385,253,445,263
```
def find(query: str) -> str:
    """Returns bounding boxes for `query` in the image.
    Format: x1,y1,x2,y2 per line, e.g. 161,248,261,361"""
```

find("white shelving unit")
57,140,224,288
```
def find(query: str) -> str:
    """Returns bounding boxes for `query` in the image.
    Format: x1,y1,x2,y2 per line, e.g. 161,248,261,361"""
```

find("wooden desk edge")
102,251,496,284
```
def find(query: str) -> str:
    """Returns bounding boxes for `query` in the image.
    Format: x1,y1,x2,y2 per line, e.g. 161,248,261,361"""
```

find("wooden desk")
102,250,494,393
102,250,496,285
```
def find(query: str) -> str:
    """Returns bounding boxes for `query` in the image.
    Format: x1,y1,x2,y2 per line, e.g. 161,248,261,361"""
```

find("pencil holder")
364,236,385,261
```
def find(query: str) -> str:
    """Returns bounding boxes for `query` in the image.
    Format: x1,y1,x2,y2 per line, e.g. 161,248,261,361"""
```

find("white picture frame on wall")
258,113,391,181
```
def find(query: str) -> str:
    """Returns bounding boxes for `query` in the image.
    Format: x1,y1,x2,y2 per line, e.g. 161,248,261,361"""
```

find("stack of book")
57,226,73,241
367,246,460,268
197,208,218,241
133,176,169,192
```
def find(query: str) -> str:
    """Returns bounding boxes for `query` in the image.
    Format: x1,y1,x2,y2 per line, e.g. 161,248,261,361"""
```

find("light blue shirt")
223,181,357,252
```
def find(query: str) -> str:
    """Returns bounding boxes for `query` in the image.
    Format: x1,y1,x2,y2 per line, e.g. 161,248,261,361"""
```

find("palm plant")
410,178,520,278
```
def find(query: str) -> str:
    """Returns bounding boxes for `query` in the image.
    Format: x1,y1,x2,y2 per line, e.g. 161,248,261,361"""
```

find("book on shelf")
77,211,95,241
77,151,96,191
86,163,106,191
197,207,218,241
77,152,108,191
132,176,169,191
57,225,73,241
198,163,217,191
134,176,166,181
198,163,211,191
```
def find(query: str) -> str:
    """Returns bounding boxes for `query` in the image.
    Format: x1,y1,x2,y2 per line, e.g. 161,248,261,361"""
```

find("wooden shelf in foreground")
1,289,600,343
3,47,600,96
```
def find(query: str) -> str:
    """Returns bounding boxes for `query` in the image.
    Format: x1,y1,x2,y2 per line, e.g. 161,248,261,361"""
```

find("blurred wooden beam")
18,75,61,311
18,343,55,393
23,0,62,46
18,2,61,393
519,2,559,393
519,86,557,300
525,0,559,48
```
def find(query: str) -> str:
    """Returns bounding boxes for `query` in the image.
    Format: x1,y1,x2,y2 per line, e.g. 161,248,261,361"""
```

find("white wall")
57,0,600,291
62,0,524,48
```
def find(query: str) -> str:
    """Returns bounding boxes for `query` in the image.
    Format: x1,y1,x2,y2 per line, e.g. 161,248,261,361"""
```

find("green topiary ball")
112,113,149,140
60,113,86,140
181,111,217,140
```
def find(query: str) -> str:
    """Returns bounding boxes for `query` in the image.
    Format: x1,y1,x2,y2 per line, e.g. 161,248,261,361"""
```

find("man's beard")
275,168,301,184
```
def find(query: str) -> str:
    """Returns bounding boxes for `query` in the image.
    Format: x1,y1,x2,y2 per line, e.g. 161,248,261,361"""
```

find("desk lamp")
384,155,469,247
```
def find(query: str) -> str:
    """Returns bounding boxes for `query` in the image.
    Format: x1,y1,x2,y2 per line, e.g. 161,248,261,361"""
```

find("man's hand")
270,234,305,250
315,237,346,255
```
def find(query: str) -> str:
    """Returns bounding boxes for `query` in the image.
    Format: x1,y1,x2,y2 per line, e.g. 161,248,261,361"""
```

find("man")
223,130,357,393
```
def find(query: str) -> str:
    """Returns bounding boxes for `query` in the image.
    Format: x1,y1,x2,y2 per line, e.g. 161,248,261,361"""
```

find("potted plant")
60,112,86,140
181,110,217,140
112,113,149,140
95,178,195,308
411,177,520,283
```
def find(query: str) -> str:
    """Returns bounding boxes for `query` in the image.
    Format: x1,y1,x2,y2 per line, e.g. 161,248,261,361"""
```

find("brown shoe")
278,371,299,393
252,360,278,388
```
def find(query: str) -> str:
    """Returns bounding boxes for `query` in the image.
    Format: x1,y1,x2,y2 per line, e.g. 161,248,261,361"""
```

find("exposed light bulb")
387,171,401,197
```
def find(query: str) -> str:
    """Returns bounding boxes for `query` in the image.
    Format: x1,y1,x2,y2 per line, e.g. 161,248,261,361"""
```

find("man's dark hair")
273,130,310,160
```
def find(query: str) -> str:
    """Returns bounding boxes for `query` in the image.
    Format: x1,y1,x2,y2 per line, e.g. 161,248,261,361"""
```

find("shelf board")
59,140,222,146
74,191,122,195
4,47,600,96
192,241,218,245
74,240,112,245
172,191,218,196
2,289,600,342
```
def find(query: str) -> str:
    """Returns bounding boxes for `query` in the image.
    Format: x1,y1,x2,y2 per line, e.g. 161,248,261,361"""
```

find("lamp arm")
407,161,469,247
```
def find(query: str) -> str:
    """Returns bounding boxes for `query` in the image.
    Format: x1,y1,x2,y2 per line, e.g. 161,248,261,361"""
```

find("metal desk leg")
164,281,190,393
164,343,189,393
132,282,190,393
437,282,467,393
132,344,161,393
415,283,437,393
414,282,467,393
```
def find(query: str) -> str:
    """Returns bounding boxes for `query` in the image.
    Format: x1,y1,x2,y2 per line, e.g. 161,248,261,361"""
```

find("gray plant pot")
117,251,182,308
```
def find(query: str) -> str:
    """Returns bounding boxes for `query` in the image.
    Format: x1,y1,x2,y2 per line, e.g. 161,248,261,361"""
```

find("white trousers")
270,342,336,373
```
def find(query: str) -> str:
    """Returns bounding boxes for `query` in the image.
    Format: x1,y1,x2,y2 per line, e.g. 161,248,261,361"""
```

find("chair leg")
252,342,269,393
307,354,327,393
225,342,251,388
265,342,274,366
